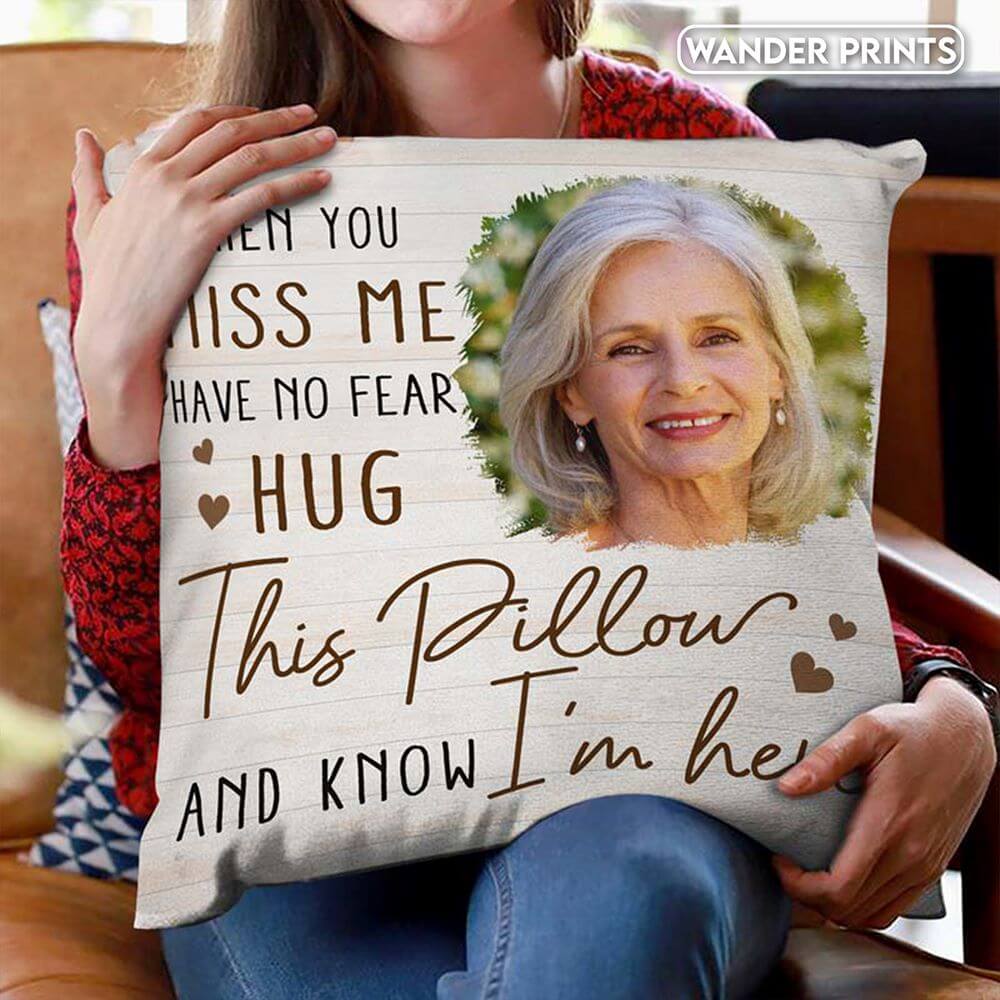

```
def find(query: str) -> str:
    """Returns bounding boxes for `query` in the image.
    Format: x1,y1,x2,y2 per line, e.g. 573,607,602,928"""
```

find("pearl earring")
774,403,787,427
574,424,587,453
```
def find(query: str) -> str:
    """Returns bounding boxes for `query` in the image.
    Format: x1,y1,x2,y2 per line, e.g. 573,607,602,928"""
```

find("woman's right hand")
71,103,336,469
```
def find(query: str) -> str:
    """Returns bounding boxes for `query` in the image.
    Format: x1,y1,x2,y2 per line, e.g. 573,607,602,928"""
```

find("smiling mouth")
645,413,732,439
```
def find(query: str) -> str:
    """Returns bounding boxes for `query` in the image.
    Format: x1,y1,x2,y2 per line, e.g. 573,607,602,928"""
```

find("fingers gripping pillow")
102,135,926,928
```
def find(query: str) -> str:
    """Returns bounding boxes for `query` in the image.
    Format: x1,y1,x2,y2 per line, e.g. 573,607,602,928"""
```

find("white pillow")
100,134,946,928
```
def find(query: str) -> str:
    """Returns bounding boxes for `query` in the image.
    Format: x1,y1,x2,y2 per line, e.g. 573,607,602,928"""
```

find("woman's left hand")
771,675,997,929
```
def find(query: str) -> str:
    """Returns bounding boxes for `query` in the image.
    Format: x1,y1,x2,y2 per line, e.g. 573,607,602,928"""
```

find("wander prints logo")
678,24,965,75
105,136,918,927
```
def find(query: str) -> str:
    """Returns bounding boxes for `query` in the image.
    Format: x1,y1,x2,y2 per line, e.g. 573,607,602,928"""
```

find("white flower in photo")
493,220,537,266
463,257,507,299
468,325,506,353
455,358,501,400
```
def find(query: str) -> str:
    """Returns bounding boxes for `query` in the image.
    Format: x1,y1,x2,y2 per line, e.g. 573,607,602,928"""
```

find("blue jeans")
162,795,791,999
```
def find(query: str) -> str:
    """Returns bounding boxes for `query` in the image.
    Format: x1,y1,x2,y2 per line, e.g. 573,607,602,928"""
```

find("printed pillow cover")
103,135,926,929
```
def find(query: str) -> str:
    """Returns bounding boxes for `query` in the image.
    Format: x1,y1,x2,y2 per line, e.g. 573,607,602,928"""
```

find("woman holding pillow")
63,1,997,997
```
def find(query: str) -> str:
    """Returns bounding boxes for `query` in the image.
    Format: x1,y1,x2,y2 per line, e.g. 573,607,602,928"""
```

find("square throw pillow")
28,299,144,880
103,135,926,929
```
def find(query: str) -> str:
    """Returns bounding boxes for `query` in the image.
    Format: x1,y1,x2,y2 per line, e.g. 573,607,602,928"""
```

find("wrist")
915,666,999,764
909,659,997,708
919,672,983,706
80,362,164,471
75,311,157,377
79,354,163,413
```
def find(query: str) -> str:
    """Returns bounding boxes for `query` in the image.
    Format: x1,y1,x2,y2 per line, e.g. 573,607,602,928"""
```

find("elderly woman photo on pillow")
500,178,838,549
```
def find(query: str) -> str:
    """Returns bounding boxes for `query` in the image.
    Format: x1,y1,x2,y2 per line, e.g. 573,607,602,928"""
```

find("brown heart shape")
791,651,834,694
198,494,229,530
828,613,857,641
192,438,214,465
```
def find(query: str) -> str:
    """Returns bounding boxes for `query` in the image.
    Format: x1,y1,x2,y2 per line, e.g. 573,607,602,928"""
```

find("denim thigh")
437,795,792,1000
161,849,484,1000
162,796,790,1000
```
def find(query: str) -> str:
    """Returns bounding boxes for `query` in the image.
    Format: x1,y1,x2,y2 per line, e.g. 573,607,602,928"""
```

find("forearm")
61,418,162,714
74,318,164,470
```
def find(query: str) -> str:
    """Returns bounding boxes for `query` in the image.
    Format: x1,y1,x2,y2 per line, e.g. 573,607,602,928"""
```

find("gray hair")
498,178,836,539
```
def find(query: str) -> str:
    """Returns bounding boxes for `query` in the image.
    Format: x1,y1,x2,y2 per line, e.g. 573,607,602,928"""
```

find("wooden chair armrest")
875,506,1000,968
874,504,1000,658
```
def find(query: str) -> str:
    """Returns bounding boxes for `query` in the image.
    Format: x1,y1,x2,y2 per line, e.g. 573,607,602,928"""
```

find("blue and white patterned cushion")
28,299,145,880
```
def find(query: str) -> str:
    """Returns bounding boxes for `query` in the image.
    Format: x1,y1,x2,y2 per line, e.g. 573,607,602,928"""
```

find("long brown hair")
185,0,594,136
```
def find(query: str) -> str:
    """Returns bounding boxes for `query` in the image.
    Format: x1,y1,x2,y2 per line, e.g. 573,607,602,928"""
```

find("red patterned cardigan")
61,48,971,819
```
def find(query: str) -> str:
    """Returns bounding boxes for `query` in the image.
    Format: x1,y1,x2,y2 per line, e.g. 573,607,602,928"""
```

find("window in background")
586,1,717,74
1,0,185,43
0,0,228,44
